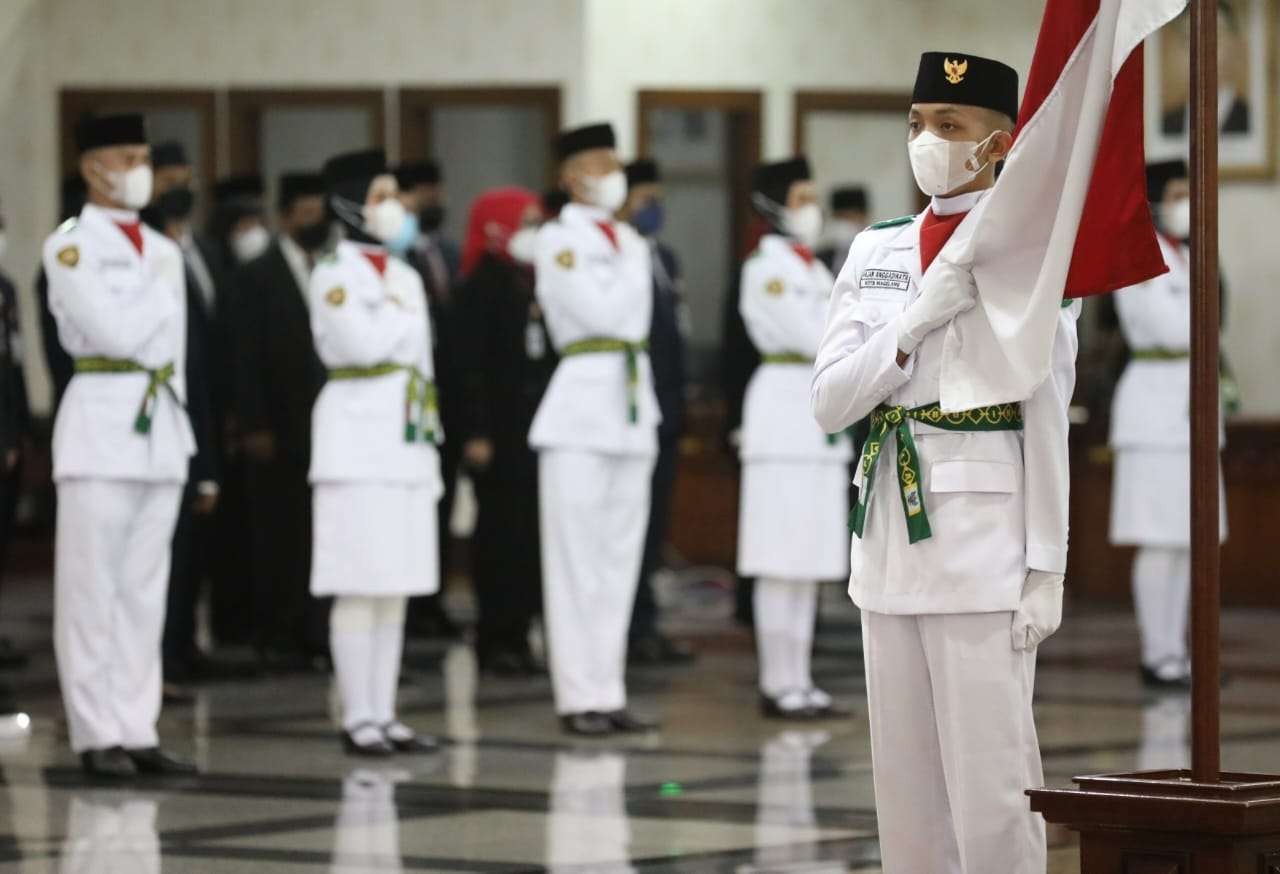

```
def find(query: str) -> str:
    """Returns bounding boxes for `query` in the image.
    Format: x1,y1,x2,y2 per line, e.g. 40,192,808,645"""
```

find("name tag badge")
859,269,912,302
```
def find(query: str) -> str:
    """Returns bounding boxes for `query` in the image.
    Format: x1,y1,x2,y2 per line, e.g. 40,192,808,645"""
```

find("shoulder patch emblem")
765,278,785,297
325,287,346,307
867,214,917,231
56,246,79,268
556,249,575,270
55,217,79,235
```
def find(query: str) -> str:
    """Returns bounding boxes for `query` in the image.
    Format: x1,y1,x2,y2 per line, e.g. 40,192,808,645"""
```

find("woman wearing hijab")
455,187,555,675
310,148,440,756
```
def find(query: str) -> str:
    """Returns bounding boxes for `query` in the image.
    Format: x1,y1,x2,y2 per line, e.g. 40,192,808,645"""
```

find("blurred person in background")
617,159,693,666
816,185,870,277
455,186,553,676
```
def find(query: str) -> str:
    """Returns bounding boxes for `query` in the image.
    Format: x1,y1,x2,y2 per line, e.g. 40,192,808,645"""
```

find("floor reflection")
547,751,634,873
330,768,408,874
59,793,160,874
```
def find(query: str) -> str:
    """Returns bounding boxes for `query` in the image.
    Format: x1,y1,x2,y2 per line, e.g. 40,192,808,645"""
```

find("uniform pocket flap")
930,459,1016,494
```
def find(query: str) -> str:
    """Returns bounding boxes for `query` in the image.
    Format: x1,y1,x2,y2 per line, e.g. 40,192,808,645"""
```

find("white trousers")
330,596,408,732
753,578,818,697
54,480,182,753
862,610,1046,874
1132,546,1191,669
539,450,653,715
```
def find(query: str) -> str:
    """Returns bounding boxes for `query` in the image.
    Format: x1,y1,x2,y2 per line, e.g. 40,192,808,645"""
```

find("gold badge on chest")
766,278,785,297
57,246,79,268
325,286,346,307
556,249,575,270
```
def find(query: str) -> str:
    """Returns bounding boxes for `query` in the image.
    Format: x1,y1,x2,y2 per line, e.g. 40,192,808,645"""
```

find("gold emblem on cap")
944,57,968,85
57,245,79,268
325,286,346,307
766,278,785,297
556,249,575,269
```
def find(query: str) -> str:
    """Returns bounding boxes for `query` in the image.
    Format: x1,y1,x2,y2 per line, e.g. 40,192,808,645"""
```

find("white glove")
1011,570,1064,652
897,258,978,354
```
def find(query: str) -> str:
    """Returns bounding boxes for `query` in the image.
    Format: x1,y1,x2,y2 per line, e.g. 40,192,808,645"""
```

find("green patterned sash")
561,338,648,424
1131,348,1190,361
328,363,439,444
74,357,177,435
851,401,1023,544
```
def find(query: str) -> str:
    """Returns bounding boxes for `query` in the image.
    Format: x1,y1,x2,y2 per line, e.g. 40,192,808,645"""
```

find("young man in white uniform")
811,53,1080,872
530,124,661,737
45,114,198,778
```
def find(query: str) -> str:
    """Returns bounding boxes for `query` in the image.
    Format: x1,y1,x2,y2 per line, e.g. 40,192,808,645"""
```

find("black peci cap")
913,52,1020,122
752,157,812,207
554,123,616,163
213,174,264,203
625,159,660,188
1145,159,1188,203
151,141,189,170
75,113,148,154
278,171,327,211
831,186,868,213
395,160,441,188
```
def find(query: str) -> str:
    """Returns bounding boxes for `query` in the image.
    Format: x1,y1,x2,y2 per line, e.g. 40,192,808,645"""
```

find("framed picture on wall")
1145,0,1278,180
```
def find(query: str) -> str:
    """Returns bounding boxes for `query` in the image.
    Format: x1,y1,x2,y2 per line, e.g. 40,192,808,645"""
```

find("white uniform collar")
83,202,140,224
930,189,988,216
562,202,612,224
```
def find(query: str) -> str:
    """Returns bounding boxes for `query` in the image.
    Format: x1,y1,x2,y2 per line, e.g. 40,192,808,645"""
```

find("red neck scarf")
115,220,144,255
361,249,388,276
791,242,815,265
919,209,969,274
460,187,542,277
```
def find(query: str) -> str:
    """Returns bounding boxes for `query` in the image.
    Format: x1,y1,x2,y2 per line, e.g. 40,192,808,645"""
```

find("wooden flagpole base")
1029,771,1280,872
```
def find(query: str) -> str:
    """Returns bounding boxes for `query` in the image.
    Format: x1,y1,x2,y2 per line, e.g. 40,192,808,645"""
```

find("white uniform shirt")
44,204,195,483
528,202,660,458
812,192,1080,615
739,234,851,464
308,240,442,491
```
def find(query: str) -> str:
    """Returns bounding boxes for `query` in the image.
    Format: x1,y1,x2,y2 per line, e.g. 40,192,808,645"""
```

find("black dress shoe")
126,746,198,775
1141,665,1192,691
162,682,195,705
382,724,439,754
603,709,660,733
80,747,137,779
480,650,532,677
628,634,697,666
560,712,613,737
759,694,817,721
342,725,395,757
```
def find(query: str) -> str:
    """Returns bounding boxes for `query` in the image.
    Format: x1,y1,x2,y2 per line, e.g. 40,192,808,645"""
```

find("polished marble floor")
1,570,1278,873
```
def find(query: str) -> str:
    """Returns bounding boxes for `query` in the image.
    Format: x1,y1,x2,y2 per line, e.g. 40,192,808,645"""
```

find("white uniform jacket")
308,240,443,492
1109,234,1219,451
44,204,195,483
528,202,660,458
811,201,1080,615
740,235,851,464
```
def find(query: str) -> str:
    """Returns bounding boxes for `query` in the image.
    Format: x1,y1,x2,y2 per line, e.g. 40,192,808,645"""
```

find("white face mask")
101,164,154,210
363,198,410,244
784,203,824,248
908,130,1002,197
231,224,271,264
828,218,865,245
583,170,628,213
507,226,539,264
1161,198,1191,240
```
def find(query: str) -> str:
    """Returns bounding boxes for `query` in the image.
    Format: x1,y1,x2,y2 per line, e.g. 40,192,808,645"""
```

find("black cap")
625,159,660,188
752,157,811,207
1146,159,1188,203
75,113,147,154
323,148,388,202
913,52,1020,122
151,141,189,170
278,172,327,211
395,160,441,188
831,186,868,213
214,174,264,203
554,123,616,163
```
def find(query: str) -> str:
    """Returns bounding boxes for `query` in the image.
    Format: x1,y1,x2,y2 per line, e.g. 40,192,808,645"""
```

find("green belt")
1132,348,1190,361
74,357,177,435
328,363,439,444
851,401,1023,544
561,338,648,424
760,353,839,445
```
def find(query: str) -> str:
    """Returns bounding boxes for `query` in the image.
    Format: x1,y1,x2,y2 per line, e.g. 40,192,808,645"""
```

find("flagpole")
1188,0,1221,785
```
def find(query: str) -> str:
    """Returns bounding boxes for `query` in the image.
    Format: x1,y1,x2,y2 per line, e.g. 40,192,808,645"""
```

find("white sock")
789,582,818,693
1133,547,1190,670
755,578,795,698
330,596,378,732
370,597,408,730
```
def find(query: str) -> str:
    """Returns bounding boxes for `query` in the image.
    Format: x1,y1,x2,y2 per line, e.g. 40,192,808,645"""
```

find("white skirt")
1109,449,1226,547
737,460,850,580
311,482,440,597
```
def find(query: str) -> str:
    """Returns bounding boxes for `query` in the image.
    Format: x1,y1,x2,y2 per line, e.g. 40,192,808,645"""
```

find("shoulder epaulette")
54,217,79,235
866,214,917,231
316,251,339,266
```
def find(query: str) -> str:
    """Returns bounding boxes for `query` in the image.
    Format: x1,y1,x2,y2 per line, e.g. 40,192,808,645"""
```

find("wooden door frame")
635,89,763,261
59,88,218,200
398,86,562,185
227,88,386,176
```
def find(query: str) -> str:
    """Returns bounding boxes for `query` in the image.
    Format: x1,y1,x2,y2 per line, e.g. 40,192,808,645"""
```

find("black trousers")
630,434,679,641
472,467,542,659
209,457,256,646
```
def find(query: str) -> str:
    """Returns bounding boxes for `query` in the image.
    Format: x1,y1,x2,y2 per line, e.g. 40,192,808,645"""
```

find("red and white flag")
937,0,1187,411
